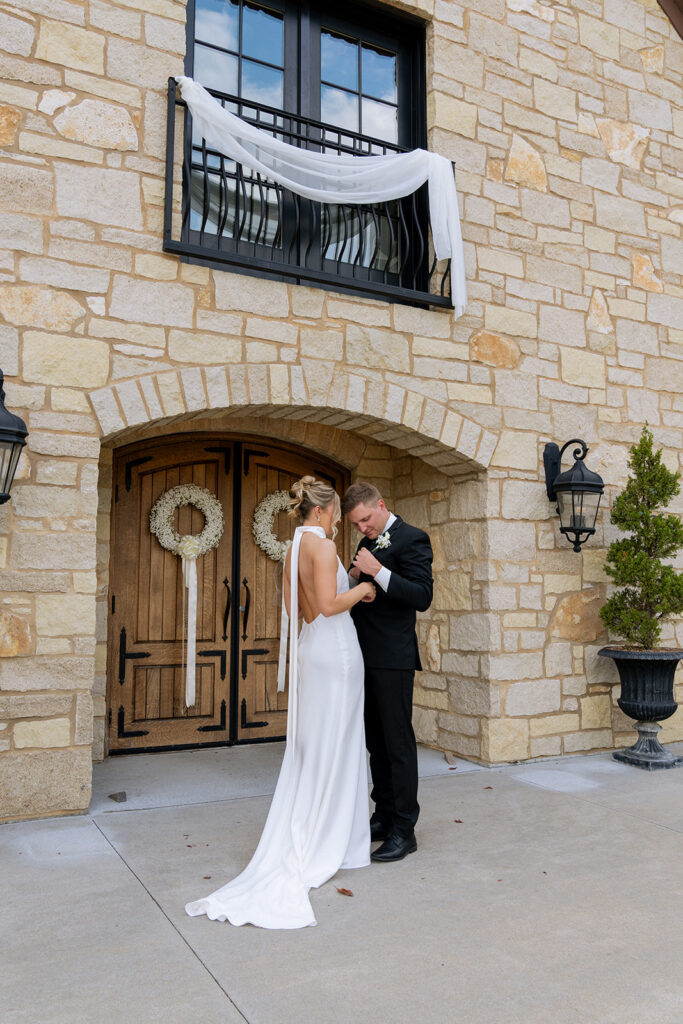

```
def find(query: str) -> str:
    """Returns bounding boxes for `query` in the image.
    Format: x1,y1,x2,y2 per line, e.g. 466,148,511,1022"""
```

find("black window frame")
165,0,453,307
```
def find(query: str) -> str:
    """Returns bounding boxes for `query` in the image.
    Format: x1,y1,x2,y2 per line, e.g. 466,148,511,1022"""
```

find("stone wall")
1,0,683,819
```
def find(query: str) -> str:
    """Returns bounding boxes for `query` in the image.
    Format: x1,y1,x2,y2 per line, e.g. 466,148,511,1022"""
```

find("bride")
185,476,376,929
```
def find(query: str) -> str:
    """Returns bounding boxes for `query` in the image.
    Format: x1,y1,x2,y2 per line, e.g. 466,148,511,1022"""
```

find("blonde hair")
288,475,341,538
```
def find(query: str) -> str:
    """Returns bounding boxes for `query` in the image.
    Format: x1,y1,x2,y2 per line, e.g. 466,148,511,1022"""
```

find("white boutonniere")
372,531,391,552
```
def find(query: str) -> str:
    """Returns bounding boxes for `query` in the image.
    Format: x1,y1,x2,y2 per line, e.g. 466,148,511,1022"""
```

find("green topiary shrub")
600,426,683,649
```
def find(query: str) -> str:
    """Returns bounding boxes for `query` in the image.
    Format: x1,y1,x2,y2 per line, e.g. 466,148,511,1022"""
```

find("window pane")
242,60,283,107
194,43,238,94
195,0,239,52
362,44,396,103
362,97,397,143
321,85,359,132
243,3,284,67
321,31,358,91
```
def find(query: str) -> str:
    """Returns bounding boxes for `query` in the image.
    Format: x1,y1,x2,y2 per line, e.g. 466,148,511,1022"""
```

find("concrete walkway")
2,742,683,1024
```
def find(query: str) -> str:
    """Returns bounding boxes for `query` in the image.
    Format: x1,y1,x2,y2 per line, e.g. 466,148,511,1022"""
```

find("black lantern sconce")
0,370,28,505
544,438,604,553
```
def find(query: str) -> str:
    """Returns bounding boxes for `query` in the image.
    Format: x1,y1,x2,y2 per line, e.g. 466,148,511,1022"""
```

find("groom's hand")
353,548,382,578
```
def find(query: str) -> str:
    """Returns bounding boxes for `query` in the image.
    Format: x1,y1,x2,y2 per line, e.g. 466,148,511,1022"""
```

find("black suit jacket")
350,517,433,671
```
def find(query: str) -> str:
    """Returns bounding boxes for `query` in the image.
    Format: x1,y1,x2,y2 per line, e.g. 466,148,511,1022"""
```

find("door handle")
222,578,230,641
241,577,250,641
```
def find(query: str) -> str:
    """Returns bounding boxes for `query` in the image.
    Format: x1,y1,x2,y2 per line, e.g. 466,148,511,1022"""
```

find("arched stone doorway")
94,388,495,765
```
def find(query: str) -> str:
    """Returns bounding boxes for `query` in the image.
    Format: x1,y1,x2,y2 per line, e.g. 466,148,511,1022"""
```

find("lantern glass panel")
556,488,600,532
0,439,22,498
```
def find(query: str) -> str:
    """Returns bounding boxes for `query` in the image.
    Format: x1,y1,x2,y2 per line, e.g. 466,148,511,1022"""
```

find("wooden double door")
107,435,348,753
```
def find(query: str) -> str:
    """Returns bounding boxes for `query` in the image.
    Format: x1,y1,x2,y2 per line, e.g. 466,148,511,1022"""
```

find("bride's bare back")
285,529,374,622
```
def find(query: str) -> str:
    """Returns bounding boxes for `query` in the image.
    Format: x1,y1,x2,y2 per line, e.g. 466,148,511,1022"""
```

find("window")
164,0,452,306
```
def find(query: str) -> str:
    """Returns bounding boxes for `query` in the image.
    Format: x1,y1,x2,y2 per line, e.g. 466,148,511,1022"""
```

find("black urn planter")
598,648,683,770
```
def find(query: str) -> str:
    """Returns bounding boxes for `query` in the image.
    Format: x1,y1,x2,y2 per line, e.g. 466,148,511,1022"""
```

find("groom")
342,482,433,862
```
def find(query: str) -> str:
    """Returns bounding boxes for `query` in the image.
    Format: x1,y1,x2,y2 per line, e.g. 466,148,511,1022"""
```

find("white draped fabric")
181,555,197,707
175,76,467,315
185,526,370,928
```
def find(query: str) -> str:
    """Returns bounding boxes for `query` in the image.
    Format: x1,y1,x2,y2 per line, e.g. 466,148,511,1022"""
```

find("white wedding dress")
185,526,370,929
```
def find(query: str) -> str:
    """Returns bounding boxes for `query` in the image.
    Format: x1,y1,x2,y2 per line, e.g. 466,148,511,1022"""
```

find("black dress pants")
364,666,419,837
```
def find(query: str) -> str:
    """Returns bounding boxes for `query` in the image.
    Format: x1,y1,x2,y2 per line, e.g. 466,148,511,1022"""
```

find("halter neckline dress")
185,525,370,928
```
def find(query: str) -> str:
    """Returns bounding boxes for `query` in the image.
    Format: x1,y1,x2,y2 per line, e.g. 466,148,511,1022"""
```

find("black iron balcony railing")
163,78,452,308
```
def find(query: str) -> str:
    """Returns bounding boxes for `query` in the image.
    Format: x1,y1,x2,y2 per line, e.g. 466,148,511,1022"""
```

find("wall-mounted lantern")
0,370,28,505
544,438,604,552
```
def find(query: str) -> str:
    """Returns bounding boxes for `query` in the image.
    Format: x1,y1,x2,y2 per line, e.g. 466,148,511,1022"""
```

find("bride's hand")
360,581,376,603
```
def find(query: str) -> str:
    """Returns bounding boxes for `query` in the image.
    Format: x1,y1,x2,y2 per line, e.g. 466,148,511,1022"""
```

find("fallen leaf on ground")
203,876,211,880
337,887,354,897
453,819,463,823
484,786,493,790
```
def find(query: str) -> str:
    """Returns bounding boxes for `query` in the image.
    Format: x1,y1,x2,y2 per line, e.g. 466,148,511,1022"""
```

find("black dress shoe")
370,820,391,842
370,832,417,862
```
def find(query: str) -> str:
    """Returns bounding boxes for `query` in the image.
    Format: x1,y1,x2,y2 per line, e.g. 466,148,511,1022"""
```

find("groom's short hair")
341,481,383,513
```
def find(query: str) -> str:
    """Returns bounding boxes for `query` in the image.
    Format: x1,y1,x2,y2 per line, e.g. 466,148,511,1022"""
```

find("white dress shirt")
350,512,395,592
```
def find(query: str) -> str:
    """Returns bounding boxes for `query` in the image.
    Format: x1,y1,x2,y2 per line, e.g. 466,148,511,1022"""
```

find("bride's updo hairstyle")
288,476,341,537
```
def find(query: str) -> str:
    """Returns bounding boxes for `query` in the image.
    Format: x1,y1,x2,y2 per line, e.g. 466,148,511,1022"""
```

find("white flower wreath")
252,489,292,562
149,484,224,557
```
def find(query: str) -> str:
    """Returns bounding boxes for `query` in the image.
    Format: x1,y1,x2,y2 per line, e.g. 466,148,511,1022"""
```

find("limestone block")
639,45,663,74
14,717,71,749
449,612,500,652
19,256,110,294
615,318,656,355
55,164,142,230
488,519,536,561
476,250,524,279
39,89,76,115
487,652,543,681
168,330,241,364
582,550,610,586
106,36,180,90
0,104,21,145
11,484,83,519
449,676,500,717
36,594,96,637
413,686,449,710
534,79,576,122
529,713,580,736
578,14,619,59
428,92,477,138
504,134,547,191
506,678,561,716
346,325,410,372
587,291,613,334
110,276,193,327
90,1,141,38
468,12,518,65
491,430,537,471
494,369,538,410
434,569,472,612
0,10,35,56
501,480,554,521
545,642,573,677
36,20,105,75
54,98,138,150
530,735,561,757
647,293,683,330
595,119,649,169
551,589,603,642
629,92,672,133
561,349,606,389
0,325,18,376
23,332,109,388
0,748,91,820
484,305,537,339
631,253,662,293
0,213,44,255
12,533,96,572
581,158,620,195
214,271,289,317
437,712,479,737
0,162,53,214
291,286,324,318
645,358,683,396
300,328,343,361
0,611,32,657
0,286,85,330
426,623,441,672
484,718,529,762
0,695,72,719
580,694,612,730
661,237,683,277
412,705,437,745
74,691,93,745
563,729,612,753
